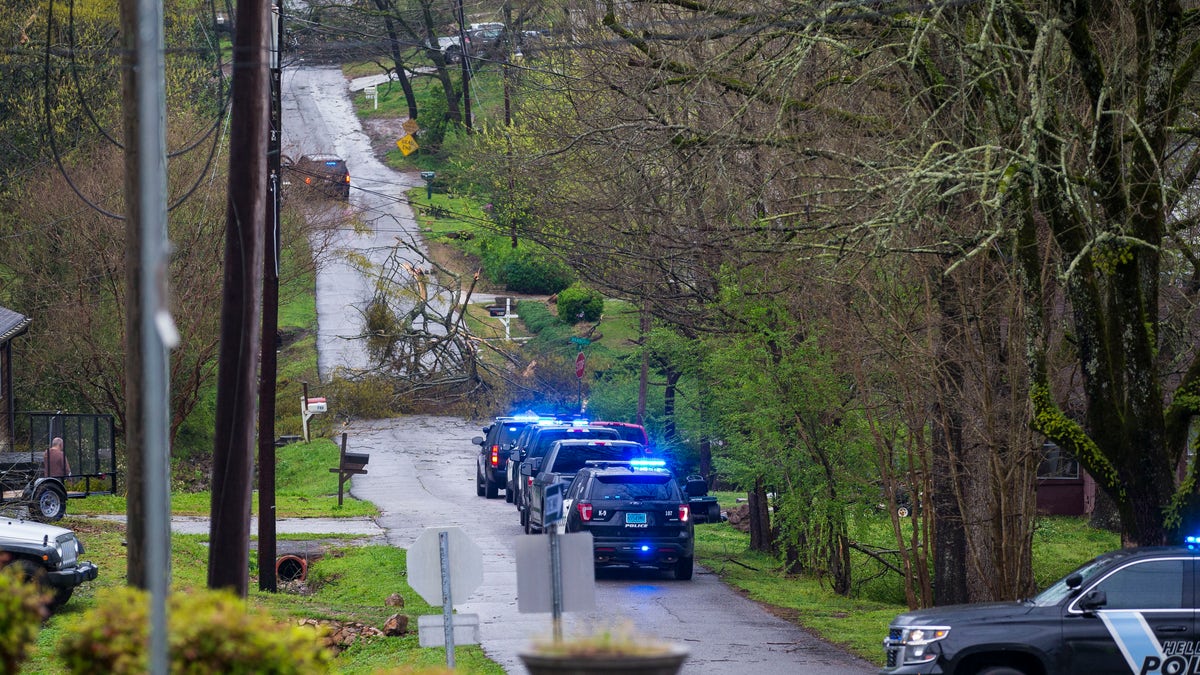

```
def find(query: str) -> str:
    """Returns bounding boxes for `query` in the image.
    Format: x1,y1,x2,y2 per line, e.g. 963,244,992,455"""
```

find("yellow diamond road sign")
396,134,418,156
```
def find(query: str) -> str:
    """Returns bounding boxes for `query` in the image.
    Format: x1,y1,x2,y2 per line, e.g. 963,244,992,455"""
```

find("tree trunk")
748,477,773,553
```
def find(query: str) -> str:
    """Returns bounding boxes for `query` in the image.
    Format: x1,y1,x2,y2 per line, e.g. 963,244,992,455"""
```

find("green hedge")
556,284,604,323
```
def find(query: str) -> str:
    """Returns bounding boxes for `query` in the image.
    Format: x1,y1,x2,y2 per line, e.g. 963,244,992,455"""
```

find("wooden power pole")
209,0,268,596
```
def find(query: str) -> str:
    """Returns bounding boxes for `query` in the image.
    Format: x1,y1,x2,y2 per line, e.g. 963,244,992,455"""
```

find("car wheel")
33,483,67,521
13,558,58,606
520,504,529,527
476,466,486,497
897,506,911,518
675,555,694,581
50,587,73,609
485,476,499,500
977,668,1027,675
504,486,513,503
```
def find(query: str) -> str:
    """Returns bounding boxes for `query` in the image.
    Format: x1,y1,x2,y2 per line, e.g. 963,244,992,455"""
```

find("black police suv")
563,459,694,580
510,422,619,524
473,414,549,499
882,545,1200,674
524,439,646,535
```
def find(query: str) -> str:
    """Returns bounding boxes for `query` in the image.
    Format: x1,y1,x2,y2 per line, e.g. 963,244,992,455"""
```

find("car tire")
33,483,67,521
14,558,62,607
897,506,910,518
675,555,694,581
485,476,499,499
504,486,513,503
476,466,486,497
977,668,1027,675
520,505,529,527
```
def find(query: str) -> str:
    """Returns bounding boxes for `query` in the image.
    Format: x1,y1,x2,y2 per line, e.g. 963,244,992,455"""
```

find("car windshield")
1030,553,1126,606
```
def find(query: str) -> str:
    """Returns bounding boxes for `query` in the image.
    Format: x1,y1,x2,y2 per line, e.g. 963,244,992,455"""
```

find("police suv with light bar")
561,458,695,580
882,541,1200,674
473,413,551,500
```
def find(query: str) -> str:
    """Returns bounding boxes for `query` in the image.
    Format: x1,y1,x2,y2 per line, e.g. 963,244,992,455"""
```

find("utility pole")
209,0,268,596
454,0,471,131
503,0,516,247
258,0,283,593
119,0,173,667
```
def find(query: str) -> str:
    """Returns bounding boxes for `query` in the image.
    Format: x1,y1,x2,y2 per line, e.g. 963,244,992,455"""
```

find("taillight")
577,501,593,521
526,476,534,488
344,174,351,184
490,445,499,467
304,176,313,184
679,504,690,522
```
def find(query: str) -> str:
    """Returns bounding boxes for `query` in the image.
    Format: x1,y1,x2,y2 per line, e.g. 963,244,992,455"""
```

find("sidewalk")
82,514,386,538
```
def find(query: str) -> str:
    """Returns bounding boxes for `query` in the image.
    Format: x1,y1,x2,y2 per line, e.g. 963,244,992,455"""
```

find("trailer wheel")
33,483,67,521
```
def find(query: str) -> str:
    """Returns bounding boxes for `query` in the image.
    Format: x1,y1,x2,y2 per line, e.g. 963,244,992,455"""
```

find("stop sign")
407,527,483,606
574,352,586,378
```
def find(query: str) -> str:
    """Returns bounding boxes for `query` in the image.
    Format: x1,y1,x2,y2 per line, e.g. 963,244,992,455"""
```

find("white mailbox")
306,397,328,413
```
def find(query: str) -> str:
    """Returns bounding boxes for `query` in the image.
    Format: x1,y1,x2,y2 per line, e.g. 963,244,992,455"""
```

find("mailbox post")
328,433,369,506
301,382,327,442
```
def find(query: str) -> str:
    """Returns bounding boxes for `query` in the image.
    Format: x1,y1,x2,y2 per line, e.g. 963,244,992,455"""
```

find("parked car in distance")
436,35,468,63
563,459,694,580
509,422,620,525
473,413,551,499
289,154,350,200
0,517,98,608
590,421,649,446
524,439,646,534
882,543,1200,674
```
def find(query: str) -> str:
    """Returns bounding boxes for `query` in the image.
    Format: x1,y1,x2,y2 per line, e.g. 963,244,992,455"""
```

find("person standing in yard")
44,437,70,477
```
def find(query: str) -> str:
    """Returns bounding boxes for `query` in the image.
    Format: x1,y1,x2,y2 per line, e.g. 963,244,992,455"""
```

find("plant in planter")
519,622,688,675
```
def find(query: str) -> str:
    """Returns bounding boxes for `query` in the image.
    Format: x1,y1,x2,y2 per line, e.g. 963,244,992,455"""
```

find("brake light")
577,501,593,521
679,504,690,522
344,174,351,184
526,476,533,489
490,445,500,467
304,176,313,184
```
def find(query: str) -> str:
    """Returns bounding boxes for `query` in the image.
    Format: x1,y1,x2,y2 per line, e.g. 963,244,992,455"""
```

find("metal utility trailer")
1,412,117,521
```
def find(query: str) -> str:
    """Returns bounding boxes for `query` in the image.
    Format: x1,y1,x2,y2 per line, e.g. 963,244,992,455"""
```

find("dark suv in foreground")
882,544,1200,674
563,460,694,580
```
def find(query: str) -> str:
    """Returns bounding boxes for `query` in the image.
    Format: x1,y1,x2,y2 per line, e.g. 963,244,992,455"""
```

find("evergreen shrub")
60,587,333,674
556,284,604,323
0,564,47,673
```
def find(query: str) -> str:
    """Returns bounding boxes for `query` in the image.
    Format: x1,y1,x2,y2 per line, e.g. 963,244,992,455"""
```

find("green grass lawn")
693,512,1120,665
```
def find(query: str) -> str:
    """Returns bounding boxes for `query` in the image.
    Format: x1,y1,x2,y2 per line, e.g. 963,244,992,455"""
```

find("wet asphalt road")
346,415,877,675
285,64,878,675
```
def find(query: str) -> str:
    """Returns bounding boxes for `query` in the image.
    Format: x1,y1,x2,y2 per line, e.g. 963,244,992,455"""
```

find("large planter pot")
519,645,688,675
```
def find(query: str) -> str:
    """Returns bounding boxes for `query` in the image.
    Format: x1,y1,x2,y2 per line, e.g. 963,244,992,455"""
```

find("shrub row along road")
347,415,877,674
287,63,876,674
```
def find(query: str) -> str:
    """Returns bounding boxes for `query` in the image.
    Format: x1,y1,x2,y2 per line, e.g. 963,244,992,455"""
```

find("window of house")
1038,442,1080,479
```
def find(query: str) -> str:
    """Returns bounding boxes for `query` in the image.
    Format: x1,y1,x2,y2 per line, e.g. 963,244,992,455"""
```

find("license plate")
625,512,647,524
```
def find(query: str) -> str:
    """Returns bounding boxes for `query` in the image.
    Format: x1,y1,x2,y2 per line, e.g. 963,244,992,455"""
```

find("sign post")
407,527,483,666
574,351,586,412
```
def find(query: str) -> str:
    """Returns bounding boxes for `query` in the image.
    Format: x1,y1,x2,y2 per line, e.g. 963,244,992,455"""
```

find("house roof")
0,306,31,345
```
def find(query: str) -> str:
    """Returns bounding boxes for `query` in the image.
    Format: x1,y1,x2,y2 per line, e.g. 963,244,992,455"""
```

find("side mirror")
531,457,544,473
472,436,484,446
1066,572,1083,589
520,463,532,477
1079,589,1107,611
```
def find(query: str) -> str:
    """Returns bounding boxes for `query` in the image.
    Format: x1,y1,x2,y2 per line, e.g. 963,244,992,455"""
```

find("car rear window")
554,444,641,473
593,473,676,501
495,424,527,445
527,428,618,458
